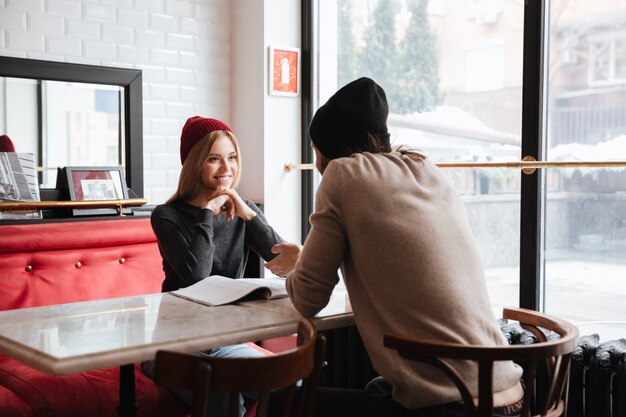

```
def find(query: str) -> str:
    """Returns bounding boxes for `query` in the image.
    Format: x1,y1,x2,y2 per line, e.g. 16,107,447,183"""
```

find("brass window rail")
0,198,148,216
284,157,626,174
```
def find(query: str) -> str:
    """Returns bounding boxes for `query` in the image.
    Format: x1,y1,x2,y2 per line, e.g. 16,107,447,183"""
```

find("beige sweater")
287,151,521,408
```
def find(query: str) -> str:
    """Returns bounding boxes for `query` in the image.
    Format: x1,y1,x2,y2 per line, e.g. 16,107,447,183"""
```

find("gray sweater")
287,151,522,408
151,199,283,292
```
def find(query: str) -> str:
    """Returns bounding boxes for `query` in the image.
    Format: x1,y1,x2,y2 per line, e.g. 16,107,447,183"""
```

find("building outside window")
588,31,626,86
309,0,626,340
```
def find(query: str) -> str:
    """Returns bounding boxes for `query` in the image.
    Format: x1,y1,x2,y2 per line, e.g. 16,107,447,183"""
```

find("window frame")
300,0,549,311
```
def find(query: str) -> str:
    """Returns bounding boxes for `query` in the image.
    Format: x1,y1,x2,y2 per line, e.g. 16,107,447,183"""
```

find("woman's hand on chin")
206,193,236,220
213,188,257,221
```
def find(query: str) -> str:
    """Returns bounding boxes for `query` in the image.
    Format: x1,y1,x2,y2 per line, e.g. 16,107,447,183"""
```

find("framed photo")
61,166,130,216
269,47,300,97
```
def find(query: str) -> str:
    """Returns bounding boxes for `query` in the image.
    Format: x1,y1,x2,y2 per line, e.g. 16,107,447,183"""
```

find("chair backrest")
384,307,579,417
154,319,326,417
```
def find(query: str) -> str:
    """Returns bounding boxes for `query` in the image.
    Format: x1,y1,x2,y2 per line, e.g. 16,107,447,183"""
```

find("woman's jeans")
142,343,265,417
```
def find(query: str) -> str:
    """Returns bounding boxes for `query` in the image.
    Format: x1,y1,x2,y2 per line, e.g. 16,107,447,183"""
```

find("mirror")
0,56,143,199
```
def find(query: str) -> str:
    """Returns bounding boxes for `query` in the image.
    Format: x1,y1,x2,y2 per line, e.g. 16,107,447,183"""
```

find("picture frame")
59,166,130,216
269,46,300,97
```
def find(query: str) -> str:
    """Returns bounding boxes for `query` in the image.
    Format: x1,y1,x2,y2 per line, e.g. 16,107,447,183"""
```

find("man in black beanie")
308,77,391,161
277,78,524,416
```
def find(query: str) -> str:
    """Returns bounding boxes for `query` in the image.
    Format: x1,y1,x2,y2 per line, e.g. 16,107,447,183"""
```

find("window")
465,45,504,92
546,1,626,340
588,31,626,86
311,0,523,315
307,0,626,340
467,0,503,23
428,0,445,16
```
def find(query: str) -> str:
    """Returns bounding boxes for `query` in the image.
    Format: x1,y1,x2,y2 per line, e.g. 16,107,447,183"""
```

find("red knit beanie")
179,116,233,164
0,134,16,152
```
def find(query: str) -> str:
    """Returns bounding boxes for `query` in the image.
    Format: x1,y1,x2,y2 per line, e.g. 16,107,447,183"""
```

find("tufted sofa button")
75,261,82,268
25,265,32,272
119,257,126,264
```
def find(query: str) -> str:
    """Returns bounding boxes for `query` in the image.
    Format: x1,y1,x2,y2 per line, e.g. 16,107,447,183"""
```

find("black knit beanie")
309,77,390,160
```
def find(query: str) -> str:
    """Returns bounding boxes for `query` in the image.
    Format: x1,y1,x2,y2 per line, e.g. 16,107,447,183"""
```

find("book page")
238,278,288,299
171,276,286,307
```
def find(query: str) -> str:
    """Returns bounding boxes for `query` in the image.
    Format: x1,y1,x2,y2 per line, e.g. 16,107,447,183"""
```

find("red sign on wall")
269,47,300,97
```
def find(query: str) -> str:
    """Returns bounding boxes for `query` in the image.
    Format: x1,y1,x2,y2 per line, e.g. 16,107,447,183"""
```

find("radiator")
321,323,626,416
569,335,626,417
501,320,626,417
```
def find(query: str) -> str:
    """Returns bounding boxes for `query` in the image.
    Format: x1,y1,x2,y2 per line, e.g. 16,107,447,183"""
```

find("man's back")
288,150,522,408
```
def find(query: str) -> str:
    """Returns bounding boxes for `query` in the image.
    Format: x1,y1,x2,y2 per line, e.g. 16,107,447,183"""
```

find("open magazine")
0,153,42,220
171,275,288,307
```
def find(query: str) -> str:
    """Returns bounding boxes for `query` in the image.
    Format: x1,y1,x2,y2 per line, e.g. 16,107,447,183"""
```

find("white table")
0,288,353,417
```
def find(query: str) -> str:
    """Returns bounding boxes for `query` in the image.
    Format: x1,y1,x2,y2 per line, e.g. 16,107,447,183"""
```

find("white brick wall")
0,0,232,204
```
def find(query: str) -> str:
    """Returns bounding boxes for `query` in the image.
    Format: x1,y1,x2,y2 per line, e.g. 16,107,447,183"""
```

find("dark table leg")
117,363,138,417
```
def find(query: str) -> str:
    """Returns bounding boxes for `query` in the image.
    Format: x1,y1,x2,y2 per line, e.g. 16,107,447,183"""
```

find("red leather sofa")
0,217,189,417
0,217,275,417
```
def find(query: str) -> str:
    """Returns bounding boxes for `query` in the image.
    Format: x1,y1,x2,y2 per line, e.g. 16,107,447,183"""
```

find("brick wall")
0,0,232,203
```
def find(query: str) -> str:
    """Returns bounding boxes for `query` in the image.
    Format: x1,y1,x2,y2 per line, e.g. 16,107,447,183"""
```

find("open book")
171,275,288,307
0,153,42,220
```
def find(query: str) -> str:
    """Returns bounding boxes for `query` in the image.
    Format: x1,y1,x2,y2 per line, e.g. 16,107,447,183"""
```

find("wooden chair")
384,307,579,417
154,319,326,417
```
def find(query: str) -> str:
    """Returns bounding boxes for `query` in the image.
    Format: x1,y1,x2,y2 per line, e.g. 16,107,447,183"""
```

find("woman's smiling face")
201,134,238,191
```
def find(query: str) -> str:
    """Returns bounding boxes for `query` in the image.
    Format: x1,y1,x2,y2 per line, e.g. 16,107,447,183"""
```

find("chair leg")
192,362,212,417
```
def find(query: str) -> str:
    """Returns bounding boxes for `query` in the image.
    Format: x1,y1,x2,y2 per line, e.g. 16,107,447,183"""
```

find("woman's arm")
212,188,285,262
243,201,286,262
151,205,216,288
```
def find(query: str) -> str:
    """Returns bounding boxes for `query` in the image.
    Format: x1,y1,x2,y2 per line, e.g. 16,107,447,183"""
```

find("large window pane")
545,0,626,340
314,0,524,313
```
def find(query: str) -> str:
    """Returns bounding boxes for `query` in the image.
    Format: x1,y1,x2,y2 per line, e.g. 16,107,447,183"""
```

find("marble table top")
0,287,353,375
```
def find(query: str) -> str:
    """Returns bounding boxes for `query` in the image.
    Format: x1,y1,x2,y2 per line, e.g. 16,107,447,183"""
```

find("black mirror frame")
0,56,143,199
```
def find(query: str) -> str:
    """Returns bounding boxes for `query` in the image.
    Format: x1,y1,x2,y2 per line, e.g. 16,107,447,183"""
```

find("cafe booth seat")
0,217,270,417
0,385,32,417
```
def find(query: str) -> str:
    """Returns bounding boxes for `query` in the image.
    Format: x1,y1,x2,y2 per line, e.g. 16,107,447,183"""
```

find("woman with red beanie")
146,116,295,417
151,116,288,293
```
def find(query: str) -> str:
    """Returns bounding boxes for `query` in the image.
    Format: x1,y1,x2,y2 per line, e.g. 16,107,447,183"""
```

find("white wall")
262,1,302,244
0,0,233,204
232,0,301,243
0,0,302,242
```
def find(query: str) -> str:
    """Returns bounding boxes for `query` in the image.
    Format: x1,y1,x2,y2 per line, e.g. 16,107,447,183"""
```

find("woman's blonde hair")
166,130,241,204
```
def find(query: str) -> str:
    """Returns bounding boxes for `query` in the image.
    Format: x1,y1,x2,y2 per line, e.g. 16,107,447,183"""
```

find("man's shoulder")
320,155,376,196
326,152,414,176
325,154,367,174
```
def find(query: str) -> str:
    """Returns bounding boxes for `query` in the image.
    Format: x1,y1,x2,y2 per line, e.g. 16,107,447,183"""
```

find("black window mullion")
300,0,314,241
519,0,549,311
